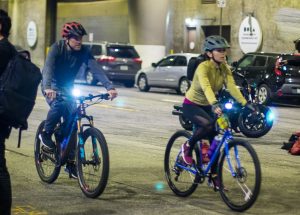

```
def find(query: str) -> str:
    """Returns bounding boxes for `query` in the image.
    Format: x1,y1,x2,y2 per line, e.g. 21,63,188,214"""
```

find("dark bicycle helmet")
203,35,230,52
61,22,87,39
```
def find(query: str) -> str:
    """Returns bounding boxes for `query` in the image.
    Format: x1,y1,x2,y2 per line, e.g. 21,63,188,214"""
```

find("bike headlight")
224,102,233,110
72,88,81,97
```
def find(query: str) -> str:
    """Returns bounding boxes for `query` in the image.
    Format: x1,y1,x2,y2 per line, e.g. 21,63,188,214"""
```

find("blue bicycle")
164,104,261,212
34,91,110,198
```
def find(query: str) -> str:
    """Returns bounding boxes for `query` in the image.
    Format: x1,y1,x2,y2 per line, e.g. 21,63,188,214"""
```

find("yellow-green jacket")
185,60,247,106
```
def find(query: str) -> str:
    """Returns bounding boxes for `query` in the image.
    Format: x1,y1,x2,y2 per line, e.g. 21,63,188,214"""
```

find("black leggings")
182,103,218,173
0,125,12,215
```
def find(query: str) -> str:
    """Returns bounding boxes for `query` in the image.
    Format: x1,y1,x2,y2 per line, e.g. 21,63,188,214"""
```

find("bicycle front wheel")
34,121,61,183
218,139,261,212
76,127,109,198
164,130,200,197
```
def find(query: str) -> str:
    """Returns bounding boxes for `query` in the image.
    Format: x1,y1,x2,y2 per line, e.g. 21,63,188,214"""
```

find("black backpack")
0,53,42,131
187,54,207,81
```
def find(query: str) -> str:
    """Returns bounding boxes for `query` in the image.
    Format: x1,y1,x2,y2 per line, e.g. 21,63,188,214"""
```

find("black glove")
244,103,257,112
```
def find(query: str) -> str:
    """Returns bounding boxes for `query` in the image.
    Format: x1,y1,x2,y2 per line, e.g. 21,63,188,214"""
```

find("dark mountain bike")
34,92,110,198
164,104,261,212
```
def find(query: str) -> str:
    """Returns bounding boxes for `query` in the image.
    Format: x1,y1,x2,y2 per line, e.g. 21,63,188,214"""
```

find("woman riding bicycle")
181,35,255,182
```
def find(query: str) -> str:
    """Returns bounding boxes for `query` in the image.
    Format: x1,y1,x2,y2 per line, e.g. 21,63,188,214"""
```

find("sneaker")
64,162,78,179
181,141,193,165
209,175,228,192
39,131,55,152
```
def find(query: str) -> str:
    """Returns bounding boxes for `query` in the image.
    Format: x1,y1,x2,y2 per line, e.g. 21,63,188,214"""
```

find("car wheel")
86,70,97,85
137,74,150,92
124,81,134,88
257,84,271,105
177,78,190,95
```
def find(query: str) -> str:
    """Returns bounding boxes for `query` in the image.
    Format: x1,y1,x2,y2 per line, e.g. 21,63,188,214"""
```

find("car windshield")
107,46,139,58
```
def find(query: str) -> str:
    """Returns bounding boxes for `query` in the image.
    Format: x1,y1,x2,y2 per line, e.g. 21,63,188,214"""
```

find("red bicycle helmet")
61,22,87,39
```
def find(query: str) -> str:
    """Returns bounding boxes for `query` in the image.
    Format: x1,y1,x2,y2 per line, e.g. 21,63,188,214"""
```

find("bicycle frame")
174,115,240,180
55,94,106,165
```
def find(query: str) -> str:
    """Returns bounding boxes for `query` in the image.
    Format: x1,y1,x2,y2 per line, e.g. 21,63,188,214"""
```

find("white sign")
217,0,226,8
27,21,37,47
89,33,94,42
238,16,262,53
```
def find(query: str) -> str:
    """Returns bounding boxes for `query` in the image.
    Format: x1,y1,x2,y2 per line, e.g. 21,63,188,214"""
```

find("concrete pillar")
128,0,169,45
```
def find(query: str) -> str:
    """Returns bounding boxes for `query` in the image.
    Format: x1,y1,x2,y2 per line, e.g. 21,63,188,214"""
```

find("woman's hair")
0,9,12,38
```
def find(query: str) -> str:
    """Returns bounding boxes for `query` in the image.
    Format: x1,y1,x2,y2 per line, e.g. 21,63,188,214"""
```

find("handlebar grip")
102,93,110,100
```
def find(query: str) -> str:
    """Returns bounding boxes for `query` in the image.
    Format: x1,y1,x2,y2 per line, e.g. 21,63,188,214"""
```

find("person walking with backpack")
0,9,17,215
40,22,118,179
180,35,255,189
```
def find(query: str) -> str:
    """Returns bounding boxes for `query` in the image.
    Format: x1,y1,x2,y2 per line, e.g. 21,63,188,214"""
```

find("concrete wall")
57,0,129,43
8,0,47,67
6,0,300,66
168,0,300,61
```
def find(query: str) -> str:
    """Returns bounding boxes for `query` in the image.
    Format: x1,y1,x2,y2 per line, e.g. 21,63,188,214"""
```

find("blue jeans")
44,97,77,160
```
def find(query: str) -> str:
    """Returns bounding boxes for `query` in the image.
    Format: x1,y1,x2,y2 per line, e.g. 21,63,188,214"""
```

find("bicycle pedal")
41,145,55,154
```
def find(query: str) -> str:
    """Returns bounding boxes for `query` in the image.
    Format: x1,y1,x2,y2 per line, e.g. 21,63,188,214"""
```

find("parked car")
76,42,142,87
135,53,198,95
231,52,300,105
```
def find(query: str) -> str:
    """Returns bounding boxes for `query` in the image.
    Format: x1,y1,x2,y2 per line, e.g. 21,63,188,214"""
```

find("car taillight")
97,56,116,63
133,58,142,64
274,58,282,76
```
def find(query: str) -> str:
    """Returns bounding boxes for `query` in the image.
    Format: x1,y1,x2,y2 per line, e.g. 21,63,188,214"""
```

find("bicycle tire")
164,130,200,197
34,120,61,183
238,105,273,138
218,139,261,212
76,127,109,198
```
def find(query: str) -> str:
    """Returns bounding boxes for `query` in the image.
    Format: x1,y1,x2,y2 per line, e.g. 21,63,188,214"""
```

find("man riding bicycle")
40,21,117,178
181,35,255,187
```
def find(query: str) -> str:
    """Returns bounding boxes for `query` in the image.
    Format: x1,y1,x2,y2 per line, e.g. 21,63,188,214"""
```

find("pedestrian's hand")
279,60,288,65
44,89,56,100
107,88,118,100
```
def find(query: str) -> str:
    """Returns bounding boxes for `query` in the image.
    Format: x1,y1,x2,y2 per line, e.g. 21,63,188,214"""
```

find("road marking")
94,103,138,112
12,205,47,214
161,99,181,103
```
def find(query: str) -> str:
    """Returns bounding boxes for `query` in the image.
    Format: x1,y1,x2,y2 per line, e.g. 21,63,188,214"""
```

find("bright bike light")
225,102,233,110
266,110,274,122
72,88,81,97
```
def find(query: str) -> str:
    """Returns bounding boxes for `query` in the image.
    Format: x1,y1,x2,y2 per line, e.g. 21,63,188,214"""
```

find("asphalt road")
5,85,300,215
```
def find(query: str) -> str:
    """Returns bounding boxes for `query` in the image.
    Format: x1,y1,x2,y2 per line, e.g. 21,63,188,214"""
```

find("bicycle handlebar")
79,93,110,101
44,91,110,102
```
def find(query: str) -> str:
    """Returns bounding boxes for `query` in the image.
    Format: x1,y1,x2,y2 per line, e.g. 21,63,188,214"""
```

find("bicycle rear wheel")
218,139,261,212
34,121,61,183
164,130,200,197
77,127,109,198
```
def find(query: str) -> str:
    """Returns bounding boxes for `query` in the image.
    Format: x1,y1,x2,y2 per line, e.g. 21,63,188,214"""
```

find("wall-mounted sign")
27,21,37,47
238,16,262,53
217,0,226,8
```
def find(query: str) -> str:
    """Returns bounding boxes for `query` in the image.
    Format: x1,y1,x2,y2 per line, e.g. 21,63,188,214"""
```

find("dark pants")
0,124,12,215
182,103,218,173
44,97,77,160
